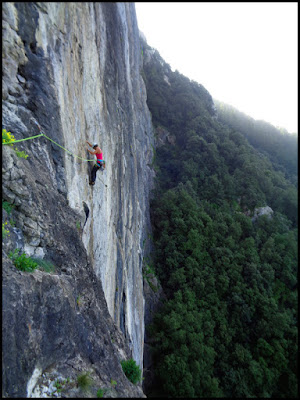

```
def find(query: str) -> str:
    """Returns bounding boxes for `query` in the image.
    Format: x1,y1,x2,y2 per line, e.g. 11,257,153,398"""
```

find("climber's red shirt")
96,152,103,161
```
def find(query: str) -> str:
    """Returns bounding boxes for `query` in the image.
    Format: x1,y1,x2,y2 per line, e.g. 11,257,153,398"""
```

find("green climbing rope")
2,133,44,144
42,134,95,162
2,132,95,162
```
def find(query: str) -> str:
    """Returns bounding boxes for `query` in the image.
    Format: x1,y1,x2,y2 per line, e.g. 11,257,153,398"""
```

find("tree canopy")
142,40,298,398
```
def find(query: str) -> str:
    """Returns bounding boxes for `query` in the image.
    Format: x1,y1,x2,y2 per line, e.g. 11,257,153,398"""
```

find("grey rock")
34,247,45,259
2,171,11,181
18,203,38,220
9,180,30,199
2,186,16,204
2,145,16,172
2,2,18,31
2,2,154,398
13,196,23,207
10,168,20,181
17,74,26,83
155,125,176,147
252,206,274,222
28,236,41,247
23,217,38,230
22,225,39,238
12,227,25,251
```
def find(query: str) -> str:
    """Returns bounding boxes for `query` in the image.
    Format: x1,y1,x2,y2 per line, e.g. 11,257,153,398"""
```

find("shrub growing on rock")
121,358,142,385
8,250,38,272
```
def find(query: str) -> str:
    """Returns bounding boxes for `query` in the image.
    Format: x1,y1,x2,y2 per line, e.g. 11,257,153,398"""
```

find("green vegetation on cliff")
142,42,298,398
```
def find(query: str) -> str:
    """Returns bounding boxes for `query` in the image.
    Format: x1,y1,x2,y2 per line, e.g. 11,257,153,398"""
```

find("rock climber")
86,141,105,185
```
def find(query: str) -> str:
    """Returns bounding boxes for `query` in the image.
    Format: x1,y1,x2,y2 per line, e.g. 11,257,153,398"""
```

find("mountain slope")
141,39,298,398
214,100,298,185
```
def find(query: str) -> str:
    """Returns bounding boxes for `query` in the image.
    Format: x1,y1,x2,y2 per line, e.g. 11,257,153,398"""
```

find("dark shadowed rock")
2,2,154,397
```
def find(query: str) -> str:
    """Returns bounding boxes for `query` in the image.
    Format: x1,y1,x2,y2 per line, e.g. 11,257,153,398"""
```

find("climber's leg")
90,165,100,185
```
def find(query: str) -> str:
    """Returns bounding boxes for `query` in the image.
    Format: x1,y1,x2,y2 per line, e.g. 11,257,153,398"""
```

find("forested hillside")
214,100,298,186
142,41,298,398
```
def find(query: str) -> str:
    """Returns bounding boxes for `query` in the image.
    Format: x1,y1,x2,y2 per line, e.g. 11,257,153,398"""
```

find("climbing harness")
96,160,106,169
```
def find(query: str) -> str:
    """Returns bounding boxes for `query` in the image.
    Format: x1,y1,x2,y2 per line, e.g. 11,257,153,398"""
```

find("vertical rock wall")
2,1,154,387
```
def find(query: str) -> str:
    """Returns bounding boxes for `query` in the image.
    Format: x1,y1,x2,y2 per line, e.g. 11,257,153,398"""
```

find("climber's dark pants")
91,163,102,183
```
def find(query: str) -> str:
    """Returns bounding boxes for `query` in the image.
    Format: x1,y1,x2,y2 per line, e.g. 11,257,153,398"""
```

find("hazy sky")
135,2,298,134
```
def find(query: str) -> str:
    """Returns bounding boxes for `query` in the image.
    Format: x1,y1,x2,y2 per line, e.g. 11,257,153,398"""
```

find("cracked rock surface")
2,2,154,397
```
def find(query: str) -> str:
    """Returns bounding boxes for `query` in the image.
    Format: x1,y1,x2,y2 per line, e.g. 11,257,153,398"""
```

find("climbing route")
2,119,108,187
3,119,93,162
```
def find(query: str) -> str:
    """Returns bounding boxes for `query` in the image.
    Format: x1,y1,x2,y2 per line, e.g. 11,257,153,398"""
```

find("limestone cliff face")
2,2,154,397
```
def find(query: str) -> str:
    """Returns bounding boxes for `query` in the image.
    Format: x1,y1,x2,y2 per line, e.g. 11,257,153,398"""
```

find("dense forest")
141,42,298,398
